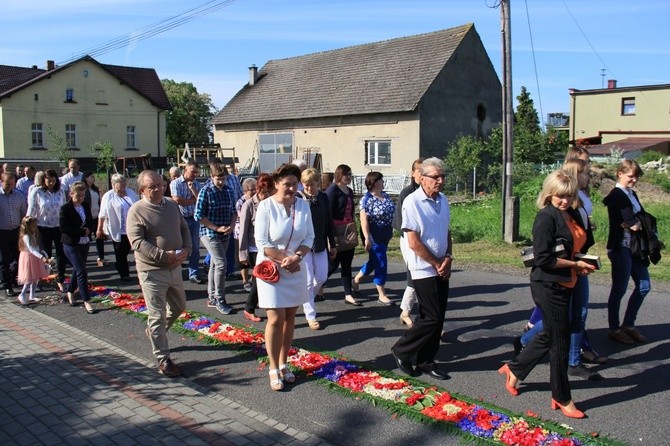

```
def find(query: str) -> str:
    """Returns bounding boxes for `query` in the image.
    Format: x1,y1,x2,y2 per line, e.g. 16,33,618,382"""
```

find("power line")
57,0,238,65
523,0,543,127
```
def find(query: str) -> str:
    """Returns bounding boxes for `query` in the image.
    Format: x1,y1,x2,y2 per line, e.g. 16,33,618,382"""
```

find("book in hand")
575,253,601,270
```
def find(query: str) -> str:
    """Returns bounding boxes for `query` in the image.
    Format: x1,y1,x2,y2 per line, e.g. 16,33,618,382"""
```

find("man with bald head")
127,170,191,377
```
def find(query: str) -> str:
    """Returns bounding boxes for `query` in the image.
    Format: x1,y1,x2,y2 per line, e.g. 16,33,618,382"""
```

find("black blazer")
603,187,642,252
60,201,94,246
325,183,355,222
530,204,584,284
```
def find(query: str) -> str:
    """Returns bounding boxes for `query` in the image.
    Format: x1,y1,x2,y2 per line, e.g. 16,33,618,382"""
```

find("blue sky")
3,0,669,125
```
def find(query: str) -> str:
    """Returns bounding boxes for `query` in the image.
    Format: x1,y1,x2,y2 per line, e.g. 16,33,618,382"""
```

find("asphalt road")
27,247,669,446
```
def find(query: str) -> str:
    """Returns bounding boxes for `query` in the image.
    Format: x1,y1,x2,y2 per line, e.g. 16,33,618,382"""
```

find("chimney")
248,65,258,86
607,79,617,89
46,60,55,71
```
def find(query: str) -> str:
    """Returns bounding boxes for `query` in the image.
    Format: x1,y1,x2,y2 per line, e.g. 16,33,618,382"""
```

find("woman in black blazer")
498,169,595,419
603,159,651,344
60,181,96,313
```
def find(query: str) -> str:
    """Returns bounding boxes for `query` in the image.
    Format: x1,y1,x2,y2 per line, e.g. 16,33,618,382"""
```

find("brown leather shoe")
621,326,647,342
608,329,634,345
158,358,180,377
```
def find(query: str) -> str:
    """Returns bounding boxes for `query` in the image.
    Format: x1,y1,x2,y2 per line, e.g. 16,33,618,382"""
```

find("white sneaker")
17,295,29,305
29,296,42,302
244,283,252,292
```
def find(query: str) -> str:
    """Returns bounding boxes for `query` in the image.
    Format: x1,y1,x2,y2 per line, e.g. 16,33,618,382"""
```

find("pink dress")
17,235,48,285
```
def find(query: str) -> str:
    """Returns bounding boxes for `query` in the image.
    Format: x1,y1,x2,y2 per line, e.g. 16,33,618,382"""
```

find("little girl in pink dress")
17,217,50,305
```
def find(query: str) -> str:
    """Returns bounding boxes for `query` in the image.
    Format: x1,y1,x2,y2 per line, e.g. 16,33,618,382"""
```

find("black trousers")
392,276,449,366
0,228,20,287
509,280,572,404
112,235,131,278
327,248,356,295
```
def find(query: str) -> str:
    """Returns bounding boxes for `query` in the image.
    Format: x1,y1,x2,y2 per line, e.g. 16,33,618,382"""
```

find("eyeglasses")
424,174,445,181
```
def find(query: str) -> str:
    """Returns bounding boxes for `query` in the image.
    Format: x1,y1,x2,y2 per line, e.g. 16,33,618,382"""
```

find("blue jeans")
201,236,229,304
568,275,589,366
63,243,91,302
185,217,201,278
607,247,650,330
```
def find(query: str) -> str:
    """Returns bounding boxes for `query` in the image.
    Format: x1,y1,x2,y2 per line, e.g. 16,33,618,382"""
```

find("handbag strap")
284,201,296,253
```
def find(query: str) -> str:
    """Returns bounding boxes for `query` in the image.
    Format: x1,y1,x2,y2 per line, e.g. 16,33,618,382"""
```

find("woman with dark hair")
60,182,96,313
83,171,106,267
239,173,274,323
603,159,651,344
499,169,595,419
254,164,314,391
27,169,67,291
326,164,361,306
353,171,395,305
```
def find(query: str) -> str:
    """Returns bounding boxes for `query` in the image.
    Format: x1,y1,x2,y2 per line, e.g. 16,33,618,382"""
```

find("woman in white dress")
254,164,314,391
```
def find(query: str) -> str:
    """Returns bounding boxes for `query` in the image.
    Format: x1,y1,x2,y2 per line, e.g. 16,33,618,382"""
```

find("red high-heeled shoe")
497,364,519,396
551,399,585,419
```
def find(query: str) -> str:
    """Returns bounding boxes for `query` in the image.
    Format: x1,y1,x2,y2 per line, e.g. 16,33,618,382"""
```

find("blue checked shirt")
170,176,202,218
194,181,236,239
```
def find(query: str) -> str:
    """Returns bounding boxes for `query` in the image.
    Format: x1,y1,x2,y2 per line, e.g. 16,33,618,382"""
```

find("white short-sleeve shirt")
401,187,451,280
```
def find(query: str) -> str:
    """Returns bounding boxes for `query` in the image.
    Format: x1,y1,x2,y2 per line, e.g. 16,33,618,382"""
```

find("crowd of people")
0,152,656,412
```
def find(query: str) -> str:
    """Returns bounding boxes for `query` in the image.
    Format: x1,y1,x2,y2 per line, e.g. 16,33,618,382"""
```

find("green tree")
444,130,502,194
46,126,73,166
161,79,217,157
513,86,555,164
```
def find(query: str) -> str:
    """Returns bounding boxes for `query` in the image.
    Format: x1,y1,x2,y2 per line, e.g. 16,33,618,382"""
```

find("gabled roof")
0,56,171,110
587,137,670,155
212,24,475,125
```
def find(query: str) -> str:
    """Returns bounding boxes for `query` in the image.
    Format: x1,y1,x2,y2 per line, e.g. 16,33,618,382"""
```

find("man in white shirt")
60,158,83,195
391,157,452,380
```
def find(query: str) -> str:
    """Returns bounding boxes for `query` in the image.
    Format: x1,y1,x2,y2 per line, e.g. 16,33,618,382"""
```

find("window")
258,132,294,172
622,97,636,115
365,140,391,165
65,88,75,102
65,124,77,148
259,132,293,154
31,123,44,148
126,126,136,149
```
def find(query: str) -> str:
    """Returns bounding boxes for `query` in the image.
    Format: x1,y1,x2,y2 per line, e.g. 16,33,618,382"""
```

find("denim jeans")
185,217,201,278
201,235,229,304
63,243,91,302
568,275,589,366
607,247,651,330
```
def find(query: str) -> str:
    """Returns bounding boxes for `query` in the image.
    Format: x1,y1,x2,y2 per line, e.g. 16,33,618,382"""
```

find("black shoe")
391,350,419,377
5,288,16,298
513,336,524,356
418,363,450,380
314,294,325,302
189,276,204,284
568,364,602,381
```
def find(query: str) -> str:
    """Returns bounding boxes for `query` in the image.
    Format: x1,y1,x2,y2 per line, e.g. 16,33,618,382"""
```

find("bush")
643,171,670,193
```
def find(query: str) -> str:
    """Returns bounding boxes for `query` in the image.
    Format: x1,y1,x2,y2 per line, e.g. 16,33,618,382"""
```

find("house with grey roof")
0,55,171,165
211,24,501,176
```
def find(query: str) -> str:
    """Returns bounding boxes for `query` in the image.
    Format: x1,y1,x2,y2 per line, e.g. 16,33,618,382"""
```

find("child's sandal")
279,364,295,383
269,369,284,391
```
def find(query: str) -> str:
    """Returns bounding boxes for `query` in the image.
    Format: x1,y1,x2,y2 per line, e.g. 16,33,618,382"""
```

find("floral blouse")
360,191,395,228
27,188,67,228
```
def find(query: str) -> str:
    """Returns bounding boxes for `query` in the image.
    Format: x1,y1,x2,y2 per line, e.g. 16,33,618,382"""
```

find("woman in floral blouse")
353,171,396,305
27,169,67,291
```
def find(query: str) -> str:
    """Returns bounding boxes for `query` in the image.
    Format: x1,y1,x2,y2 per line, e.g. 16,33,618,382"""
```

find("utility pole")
500,0,519,242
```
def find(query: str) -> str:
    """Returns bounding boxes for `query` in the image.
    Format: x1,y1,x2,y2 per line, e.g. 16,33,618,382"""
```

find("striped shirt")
194,182,237,239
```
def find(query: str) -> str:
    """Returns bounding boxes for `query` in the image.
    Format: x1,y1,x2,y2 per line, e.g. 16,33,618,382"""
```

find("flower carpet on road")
82,281,623,446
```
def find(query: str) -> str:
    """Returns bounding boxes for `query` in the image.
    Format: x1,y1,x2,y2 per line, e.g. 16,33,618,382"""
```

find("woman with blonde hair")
498,169,595,419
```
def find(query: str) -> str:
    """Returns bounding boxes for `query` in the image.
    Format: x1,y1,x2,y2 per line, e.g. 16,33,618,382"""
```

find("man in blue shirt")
194,163,237,314
170,160,203,284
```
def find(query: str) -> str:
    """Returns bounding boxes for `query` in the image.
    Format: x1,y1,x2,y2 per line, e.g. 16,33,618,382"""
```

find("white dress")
254,197,314,308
